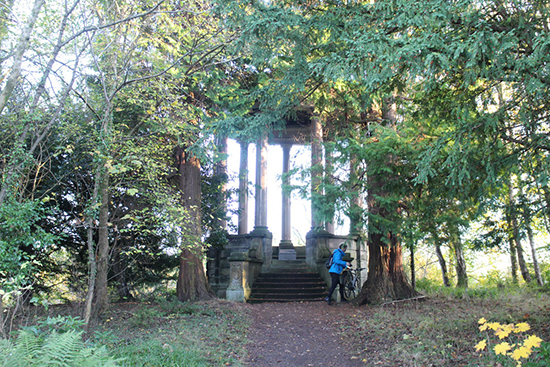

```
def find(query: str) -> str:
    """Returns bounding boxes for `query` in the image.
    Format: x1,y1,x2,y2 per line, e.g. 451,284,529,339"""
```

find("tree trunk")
175,147,214,302
449,223,468,288
509,235,519,284
506,183,519,284
525,221,543,286
93,170,111,317
409,242,416,290
507,181,531,283
357,232,419,305
0,294,5,338
511,182,532,283
84,168,101,330
515,233,532,283
431,229,450,287
356,97,417,305
177,248,214,301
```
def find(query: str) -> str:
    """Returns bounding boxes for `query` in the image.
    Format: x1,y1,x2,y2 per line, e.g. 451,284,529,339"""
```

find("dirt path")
243,302,368,366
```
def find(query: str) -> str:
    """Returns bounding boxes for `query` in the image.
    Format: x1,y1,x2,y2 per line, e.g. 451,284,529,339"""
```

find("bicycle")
340,267,365,300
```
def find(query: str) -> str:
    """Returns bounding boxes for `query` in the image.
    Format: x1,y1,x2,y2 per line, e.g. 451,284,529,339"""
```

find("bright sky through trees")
226,139,349,244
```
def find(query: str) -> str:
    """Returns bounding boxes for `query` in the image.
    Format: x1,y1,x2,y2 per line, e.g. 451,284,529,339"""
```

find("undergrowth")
94,297,250,366
342,285,550,366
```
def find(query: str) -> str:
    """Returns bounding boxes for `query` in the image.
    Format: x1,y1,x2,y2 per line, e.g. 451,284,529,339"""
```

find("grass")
340,285,550,366
92,297,250,366
3,285,549,366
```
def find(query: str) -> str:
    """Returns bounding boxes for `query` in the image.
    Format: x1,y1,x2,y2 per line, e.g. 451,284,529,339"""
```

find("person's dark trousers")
327,272,345,302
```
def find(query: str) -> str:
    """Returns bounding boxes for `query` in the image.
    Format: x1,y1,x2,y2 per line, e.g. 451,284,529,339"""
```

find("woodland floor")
244,301,374,367
8,290,549,366
243,294,550,367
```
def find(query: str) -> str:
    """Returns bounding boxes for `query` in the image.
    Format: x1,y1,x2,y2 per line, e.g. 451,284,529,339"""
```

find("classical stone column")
250,135,272,269
325,148,335,234
216,136,228,230
281,144,292,242
253,135,268,230
279,144,296,260
310,116,323,231
238,140,249,235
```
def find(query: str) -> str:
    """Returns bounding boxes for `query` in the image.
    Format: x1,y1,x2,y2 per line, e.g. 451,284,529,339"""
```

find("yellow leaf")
523,335,543,349
487,322,501,331
494,342,511,355
479,324,488,331
495,328,511,339
511,346,532,360
514,323,531,333
478,317,487,325
475,339,487,351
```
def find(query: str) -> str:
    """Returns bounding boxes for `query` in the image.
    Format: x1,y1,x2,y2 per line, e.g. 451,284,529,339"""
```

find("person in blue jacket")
325,243,350,305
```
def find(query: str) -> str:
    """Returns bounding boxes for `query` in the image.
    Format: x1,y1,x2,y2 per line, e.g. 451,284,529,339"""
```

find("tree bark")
514,229,532,283
409,242,416,290
525,221,543,286
174,147,214,302
93,170,111,317
508,235,519,284
84,166,101,330
358,232,419,304
431,228,450,287
507,181,531,283
506,184,519,284
356,97,418,305
0,294,4,338
449,222,468,288
512,182,532,283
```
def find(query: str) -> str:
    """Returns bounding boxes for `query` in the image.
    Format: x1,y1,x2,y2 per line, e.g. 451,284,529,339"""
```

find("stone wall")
207,232,272,301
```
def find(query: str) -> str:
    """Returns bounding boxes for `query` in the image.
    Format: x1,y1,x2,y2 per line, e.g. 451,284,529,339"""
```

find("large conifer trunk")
174,147,214,302
356,99,418,305
357,232,418,305
356,171,418,305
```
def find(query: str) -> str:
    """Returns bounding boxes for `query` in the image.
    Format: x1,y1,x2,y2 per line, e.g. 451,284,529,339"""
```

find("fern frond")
0,338,16,366
37,330,81,366
75,345,121,367
12,330,42,366
1,329,119,366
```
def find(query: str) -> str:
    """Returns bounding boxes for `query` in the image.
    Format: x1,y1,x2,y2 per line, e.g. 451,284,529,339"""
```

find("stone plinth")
278,239,296,260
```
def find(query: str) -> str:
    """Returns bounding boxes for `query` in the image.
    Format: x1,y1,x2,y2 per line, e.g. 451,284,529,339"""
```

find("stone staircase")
247,260,327,303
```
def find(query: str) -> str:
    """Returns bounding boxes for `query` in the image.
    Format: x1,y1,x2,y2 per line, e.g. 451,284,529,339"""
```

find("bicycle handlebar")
345,267,366,271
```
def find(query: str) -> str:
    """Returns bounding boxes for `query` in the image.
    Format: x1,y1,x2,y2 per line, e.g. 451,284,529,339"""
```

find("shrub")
0,329,119,366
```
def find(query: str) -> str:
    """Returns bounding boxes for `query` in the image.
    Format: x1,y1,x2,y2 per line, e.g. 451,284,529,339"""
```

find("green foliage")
113,338,206,367
0,329,119,367
525,341,550,367
101,301,249,367
0,198,58,298
128,306,162,329
158,297,216,317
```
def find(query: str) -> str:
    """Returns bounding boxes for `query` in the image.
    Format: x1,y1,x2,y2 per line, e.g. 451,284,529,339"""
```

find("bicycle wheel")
342,273,359,300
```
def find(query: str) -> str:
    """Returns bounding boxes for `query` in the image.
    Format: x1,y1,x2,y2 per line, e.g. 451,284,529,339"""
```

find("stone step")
246,296,326,303
251,288,326,295
253,281,325,287
254,273,322,279
248,269,328,303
